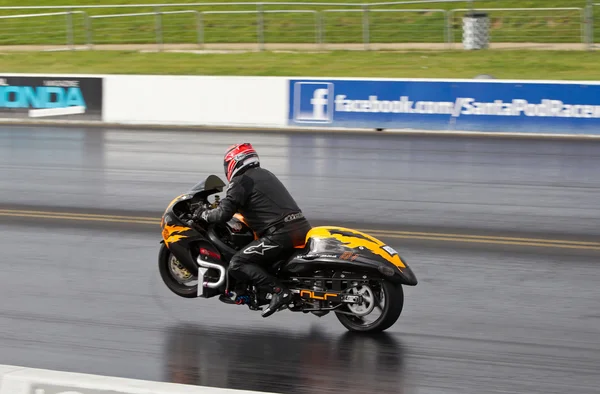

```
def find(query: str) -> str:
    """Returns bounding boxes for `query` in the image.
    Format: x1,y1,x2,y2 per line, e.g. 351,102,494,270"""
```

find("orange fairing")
304,226,406,269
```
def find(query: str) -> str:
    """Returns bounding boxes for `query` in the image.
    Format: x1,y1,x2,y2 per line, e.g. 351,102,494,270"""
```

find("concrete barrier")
0,364,279,394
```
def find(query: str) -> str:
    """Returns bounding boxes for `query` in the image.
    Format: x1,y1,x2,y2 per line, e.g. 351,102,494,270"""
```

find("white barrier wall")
0,73,287,128
104,75,287,127
0,364,279,394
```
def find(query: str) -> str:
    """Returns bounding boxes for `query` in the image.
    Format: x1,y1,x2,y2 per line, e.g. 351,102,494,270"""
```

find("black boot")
261,285,291,318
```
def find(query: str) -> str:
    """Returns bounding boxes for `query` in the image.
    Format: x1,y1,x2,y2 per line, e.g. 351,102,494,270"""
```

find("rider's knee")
229,257,245,272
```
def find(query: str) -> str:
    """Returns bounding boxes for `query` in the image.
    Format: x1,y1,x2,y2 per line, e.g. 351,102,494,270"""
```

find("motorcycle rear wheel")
158,243,199,298
335,280,404,333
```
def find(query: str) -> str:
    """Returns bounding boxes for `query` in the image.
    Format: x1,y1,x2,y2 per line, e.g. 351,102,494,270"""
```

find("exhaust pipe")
196,257,226,296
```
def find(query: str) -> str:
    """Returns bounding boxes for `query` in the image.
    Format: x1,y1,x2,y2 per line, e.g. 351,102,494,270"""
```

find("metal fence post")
319,12,325,50
315,12,321,49
580,7,586,46
84,12,92,49
66,9,74,49
448,9,455,46
196,11,203,49
65,10,71,48
444,10,450,48
257,3,265,51
155,6,163,51
587,0,594,49
362,5,369,51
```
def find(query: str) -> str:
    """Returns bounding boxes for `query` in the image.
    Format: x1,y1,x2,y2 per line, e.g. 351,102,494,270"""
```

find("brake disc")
169,254,194,283
346,284,376,316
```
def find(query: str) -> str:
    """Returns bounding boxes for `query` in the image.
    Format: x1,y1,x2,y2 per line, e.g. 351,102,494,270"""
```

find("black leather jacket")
203,166,309,235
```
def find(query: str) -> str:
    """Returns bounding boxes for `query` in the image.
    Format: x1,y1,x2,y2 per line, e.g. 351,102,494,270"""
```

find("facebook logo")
291,82,334,123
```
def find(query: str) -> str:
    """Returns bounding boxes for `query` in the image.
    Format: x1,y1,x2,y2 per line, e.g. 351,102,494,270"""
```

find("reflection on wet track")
165,326,406,394
1,125,600,394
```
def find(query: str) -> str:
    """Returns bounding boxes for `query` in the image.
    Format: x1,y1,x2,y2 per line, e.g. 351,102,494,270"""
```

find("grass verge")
0,50,599,80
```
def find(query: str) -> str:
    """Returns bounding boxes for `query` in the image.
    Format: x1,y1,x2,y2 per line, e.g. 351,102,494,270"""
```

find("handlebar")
181,196,220,229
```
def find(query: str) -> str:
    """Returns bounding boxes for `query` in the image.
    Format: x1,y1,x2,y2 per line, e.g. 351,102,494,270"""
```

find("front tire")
158,243,198,298
335,280,404,333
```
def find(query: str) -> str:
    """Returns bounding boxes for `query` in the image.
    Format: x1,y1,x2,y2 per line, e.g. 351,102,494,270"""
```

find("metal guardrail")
0,5,595,51
202,10,319,50
0,11,88,49
322,9,447,49
90,10,203,49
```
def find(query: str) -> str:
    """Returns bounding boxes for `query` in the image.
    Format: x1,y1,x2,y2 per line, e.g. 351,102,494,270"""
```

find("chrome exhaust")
196,257,226,296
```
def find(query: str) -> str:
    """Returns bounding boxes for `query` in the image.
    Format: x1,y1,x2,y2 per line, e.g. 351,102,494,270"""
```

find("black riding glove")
192,206,209,224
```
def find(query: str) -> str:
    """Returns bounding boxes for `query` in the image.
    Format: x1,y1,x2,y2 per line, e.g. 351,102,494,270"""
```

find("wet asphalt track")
1,125,600,394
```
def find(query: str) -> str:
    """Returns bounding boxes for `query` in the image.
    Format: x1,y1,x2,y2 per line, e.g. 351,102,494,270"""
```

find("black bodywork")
280,236,418,287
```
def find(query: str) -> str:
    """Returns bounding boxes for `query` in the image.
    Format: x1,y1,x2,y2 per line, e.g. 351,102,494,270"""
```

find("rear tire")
335,280,404,333
158,243,198,298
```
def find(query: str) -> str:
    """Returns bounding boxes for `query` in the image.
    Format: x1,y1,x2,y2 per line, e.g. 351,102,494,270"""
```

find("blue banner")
287,79,600,134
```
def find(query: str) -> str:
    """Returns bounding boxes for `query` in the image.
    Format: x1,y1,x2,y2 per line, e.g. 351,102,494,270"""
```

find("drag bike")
158,175,418,333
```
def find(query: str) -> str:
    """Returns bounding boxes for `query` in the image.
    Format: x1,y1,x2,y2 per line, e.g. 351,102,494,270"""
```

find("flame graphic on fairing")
162,224,190,247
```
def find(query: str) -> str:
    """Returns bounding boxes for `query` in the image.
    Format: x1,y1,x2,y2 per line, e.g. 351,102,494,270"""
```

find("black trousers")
228,219,311,289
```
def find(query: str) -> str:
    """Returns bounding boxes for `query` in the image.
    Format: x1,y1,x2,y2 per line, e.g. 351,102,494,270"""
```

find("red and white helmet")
223,143,260,182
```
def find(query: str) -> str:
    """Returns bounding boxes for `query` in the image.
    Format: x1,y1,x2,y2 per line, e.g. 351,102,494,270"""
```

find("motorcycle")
158,175,418,333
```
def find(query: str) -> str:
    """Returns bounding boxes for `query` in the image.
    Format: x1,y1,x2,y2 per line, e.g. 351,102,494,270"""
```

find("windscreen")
189,174,226,193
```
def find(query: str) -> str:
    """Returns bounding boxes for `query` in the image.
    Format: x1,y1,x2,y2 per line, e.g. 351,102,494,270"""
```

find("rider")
196,143,312,318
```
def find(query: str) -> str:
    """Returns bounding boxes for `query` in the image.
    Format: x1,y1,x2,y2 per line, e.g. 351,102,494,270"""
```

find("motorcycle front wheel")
335,279,404,333
158,243,199,298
